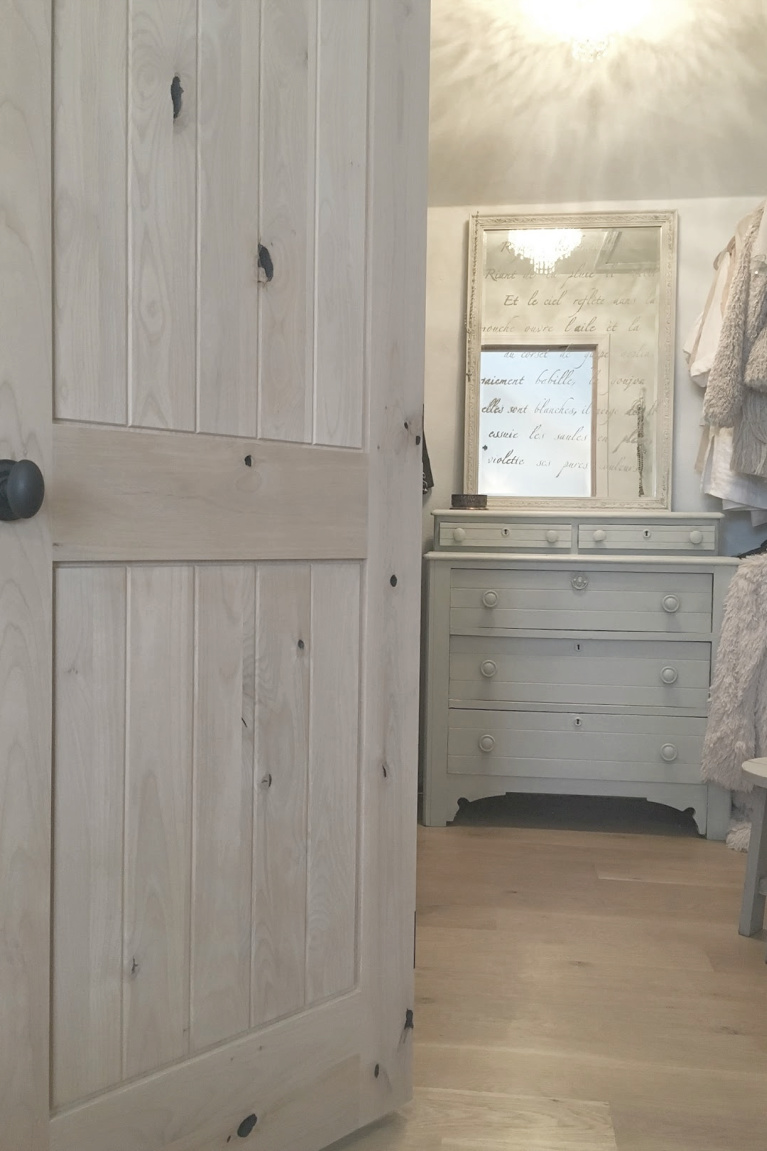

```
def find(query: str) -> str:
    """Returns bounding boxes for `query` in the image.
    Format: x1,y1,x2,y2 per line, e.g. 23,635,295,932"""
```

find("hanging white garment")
699,428,767,526
686,203,767,520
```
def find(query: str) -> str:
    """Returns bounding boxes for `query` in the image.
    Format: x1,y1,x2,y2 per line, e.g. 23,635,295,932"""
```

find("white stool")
739,758,767,956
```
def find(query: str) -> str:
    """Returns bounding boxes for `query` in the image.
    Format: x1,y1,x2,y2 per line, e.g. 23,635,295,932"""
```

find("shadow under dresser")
422,511,739,839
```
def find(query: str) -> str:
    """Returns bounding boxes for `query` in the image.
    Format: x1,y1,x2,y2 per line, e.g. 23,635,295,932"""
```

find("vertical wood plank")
0,0,53,1144
52,567,126,1108
124,565,194,1079
54,0,128,425
191,565,254,1051
252,563,310,1025
258,0,316,443
313,0,367,449
129,0,197,432
197,0,261,439
306,563,360,1003
358,0,429,1126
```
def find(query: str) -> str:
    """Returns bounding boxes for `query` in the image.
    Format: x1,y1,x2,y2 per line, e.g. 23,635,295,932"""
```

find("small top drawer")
439,521,571,551
578,523,716,553
450,568,714,634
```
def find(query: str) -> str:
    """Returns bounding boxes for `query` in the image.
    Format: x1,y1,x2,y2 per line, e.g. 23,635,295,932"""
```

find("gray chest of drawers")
422,511,738,838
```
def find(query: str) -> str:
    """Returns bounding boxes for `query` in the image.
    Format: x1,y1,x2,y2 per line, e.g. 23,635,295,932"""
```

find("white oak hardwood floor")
331,822,767,1151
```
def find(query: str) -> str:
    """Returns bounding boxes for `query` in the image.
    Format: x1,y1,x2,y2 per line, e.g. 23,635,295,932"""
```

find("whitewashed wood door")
0,2,429,1149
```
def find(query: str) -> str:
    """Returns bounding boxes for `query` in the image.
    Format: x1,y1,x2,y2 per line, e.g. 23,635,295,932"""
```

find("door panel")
191,564,255,1053
124,565,195,1079
55,0,367,448
306,564,361,1003
54,0,128,425
52,562,362,1102
1,0,428,1145
314,0,367,449
198,0,261,438
130,0,198,431
259,0,316,443
50,996,364,1151
52,567,126,1107
253,562,312,1026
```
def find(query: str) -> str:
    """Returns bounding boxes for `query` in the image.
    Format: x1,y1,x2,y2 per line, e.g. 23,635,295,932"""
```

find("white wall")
423,197,766,558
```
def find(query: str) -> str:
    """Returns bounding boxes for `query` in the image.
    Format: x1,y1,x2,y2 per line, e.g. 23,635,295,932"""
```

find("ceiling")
429,0,767,206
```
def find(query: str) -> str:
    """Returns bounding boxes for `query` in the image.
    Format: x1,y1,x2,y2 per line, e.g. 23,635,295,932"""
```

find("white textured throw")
702,556,767,848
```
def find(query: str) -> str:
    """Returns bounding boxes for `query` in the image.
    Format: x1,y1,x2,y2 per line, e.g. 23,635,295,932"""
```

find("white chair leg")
739,786,767,937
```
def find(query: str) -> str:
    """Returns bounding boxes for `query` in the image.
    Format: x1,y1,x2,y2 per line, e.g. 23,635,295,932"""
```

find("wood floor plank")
417,875,744,923
327,1089,617,1151
414,1044,767,1138
417,922,715,975
610,1101,767,1151
416,961,767,1008
414,996,767,1074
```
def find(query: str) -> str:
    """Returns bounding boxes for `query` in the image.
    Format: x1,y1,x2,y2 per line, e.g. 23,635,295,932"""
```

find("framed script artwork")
464,211,677,508
478,336,609,499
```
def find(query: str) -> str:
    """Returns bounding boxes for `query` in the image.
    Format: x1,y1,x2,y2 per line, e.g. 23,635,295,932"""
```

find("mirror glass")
464,212,677,508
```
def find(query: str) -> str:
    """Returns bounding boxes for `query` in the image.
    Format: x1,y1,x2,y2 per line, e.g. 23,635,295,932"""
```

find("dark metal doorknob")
0,459,45,521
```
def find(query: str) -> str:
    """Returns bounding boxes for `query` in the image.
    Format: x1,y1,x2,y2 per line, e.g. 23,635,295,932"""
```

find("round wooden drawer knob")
593,529,607,543
453,527,467,543
482,590,499,608
660,744,678,763
545,529,559,544
662,594,681,614
571,574,589,591
660,667,679,684
480,660,498,678
479,735,495,753
689,530,703,545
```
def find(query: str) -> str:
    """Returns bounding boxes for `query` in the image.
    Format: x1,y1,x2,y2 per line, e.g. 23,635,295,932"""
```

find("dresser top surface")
425,551,740,567
433,510,725,521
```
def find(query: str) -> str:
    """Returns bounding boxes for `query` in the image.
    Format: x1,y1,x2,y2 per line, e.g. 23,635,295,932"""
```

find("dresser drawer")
450,568,713,633
440,521,571,551
578,523,716,553
449,636,711,709
448,710,706,784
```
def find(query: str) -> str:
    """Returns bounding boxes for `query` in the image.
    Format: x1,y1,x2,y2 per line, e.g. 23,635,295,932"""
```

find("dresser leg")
705,785,731,841
421,781,448,827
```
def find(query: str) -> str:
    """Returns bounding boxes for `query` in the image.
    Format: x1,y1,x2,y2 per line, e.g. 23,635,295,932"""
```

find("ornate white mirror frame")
464,211,678,509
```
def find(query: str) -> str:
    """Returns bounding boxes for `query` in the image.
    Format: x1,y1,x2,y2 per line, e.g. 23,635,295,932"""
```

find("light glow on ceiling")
520,0,657,58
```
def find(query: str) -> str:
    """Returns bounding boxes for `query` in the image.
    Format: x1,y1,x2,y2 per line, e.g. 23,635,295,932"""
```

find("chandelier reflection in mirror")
506,229,583,274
